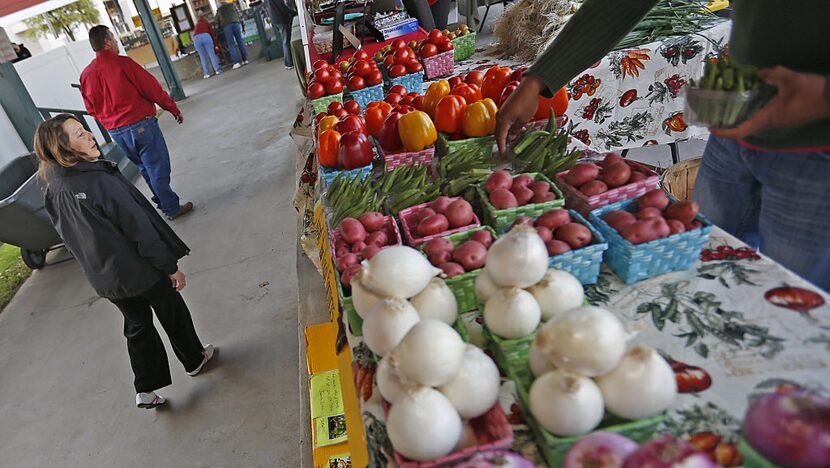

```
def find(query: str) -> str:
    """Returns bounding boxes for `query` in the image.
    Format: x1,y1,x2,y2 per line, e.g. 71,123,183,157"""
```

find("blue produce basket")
320,163,373,187
547,210,608,285
589,198,713,283
348,84,384,109
387,71,424,94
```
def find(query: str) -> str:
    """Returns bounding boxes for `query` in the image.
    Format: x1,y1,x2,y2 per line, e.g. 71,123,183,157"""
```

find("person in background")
12,42,31,62
193,15,222,78
216,0,248,70
266,0,297,70
80,25,193,221
403,0,450,31
496,0,830,291
34,114,215,410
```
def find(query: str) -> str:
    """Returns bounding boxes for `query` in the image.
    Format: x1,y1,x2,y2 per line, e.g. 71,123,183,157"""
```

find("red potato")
366,230,389,247
415,208,436,223
335,253,360,273
485,170,514,193
429,249,452,266
580,180,609,196
470,229,493,248
535,209,572,231
602,210,638,232
638,188,670,211
629,171,647,183
351,241,367,254
445,199,475,228
667,219,686,234
440,262,466,277
430,196,453,214
417,213,450,237
362,244,382,260
665,201,700,224
359,212,385,232
453,240,488,270
335,244,350,258
490,189,519,209
535,226,553,243
512,215,534,228
602,161,632,188
341,264,363,288
637,207,664,220
621,217,670,244
554,223,593,249
423,237,454,257
563,163,600,187
685,220,704,231
334,237,349,252
528,181,550,196
601,152,624,168
512,174,535,188
547,239,572,256
510,184,534,206
531,192,557,203
340,217,367,244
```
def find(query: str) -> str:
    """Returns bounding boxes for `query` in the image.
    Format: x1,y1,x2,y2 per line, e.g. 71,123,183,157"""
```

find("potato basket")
546,210,608,285
310,92,343,115
555,159,659,217
398,197,481,247
421,50,455,80
477,173,564,233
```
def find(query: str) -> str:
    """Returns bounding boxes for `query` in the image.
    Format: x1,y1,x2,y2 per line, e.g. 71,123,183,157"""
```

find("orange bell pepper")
422,80,451,119
534,86,569,120
462,99,497,137
398,110,437,151
481,66,513,102
318,129,341,167
450,83,482,105
317,115,340,136
367,101,393,115
365,105,392,137
434,95,467,135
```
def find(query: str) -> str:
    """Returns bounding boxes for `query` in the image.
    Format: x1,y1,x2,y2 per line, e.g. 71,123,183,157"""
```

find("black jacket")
44,160,190,299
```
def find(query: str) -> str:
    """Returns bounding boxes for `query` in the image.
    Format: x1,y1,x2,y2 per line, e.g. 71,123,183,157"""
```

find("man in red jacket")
80,25,193,221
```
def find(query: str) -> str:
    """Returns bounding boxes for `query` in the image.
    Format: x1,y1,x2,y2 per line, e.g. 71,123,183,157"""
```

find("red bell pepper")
499,80,521,107
338,132,373,169
434,95,467,135
336,114,367,135
509,66,528,82
481,66,512,102
378,110,407,151
450,83,482,105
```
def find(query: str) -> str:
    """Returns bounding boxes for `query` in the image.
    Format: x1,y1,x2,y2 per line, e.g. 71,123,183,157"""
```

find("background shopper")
403,0,451,31
266,0,297,70
193,15,222,78
217,0,248,69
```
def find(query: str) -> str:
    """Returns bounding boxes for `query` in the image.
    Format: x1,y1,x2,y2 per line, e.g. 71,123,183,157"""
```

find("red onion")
743,390,830,467
564,432,638,468
455,450,536,468
622,436,715,468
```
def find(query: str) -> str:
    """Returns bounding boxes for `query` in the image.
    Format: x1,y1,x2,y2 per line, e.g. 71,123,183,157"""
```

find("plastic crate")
477,173,565,233
435,134,495,159
398,198,481,247
377,143,435,172
422,50,455,80
387,71,424,94
547,210,608,285
310,92,343,114
320,163,373,187
348,84,384,109
555,160,660,216
589,197,713,283
452,32,476,61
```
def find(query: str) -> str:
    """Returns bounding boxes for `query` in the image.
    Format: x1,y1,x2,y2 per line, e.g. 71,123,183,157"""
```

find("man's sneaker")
242,60,249,65
136,392,167,409
203,74,210,79
166,202,194,221
232,63,241,70
215,71,222,75
285,65,294,70
187,344,216,376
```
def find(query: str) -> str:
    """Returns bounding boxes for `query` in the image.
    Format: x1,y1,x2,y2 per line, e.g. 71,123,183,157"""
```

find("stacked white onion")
353,246,501,462
474,226,677,437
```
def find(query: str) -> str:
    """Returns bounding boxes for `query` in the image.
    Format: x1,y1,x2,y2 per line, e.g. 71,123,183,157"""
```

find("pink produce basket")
422,50,455,80
329,215,402,262
382,400,514,468
377,143,435,172
398,198,480,247
555,159,660,217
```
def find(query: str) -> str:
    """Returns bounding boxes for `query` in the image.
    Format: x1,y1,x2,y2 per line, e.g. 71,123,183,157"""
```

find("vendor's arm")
497,0,659,153
711,67,830,139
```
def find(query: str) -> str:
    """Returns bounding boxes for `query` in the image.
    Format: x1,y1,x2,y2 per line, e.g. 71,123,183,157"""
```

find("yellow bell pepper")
318,115,340,136
463,98,498,137
422,80,451,119
398,110,437,152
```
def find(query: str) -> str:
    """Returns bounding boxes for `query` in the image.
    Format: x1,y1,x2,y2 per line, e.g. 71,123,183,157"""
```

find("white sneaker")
136,392,167,409
242,60,249,65
215,70,222,75
187,344,216,376
203,74,210,79
232,63,241,70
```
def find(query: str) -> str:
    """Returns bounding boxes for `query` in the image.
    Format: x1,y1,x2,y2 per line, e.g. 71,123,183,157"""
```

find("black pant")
403,0,451,31
109,278,205,393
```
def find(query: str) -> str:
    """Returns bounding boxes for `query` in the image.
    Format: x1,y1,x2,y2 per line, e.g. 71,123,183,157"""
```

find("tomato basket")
555,159,659,217
386,71,424,94
421,50,455,80
451,32,476,61
348,84,384,109
310,92,343,114
398,197,481,247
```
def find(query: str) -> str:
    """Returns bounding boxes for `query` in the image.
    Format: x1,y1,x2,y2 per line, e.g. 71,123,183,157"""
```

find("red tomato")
407,91,420,98
393,48,411,65
383,55,396,70
389,64,407,78
405,61,423,73
344,100,361,115
391,39,407,50
312,59,328,71
327,101,344,114
448,76,463,88
330,71,343,82
352,59,372,78
314,68,331,83
365,70,383,86
465,70,484,87
437,41,454,52
354,49,371,61
389,85,407,95
420,43,438,58
307,82,325,99
324,79,344,95
348,75,366,91
427,29,443,43
385,93,404,105
315,112,328,123
400,95,415,105
412,95,425,110
332,108,350,119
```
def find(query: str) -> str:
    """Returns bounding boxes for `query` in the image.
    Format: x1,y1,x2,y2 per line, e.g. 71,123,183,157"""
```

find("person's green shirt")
216,3,241,28
528,0,830,150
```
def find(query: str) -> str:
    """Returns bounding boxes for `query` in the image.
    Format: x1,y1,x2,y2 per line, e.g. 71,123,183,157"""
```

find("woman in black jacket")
34,114,215,409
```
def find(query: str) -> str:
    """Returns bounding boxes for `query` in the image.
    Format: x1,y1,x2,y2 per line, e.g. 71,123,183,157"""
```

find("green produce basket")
334,269,362,336
477,173,565,233
417,226,498,313
436,133,495,159
738,437,778,468
452,32,476,61
310,92,343,114
483,325,535,390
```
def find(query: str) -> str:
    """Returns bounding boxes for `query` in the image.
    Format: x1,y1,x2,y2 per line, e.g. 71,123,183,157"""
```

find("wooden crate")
661,157,701,201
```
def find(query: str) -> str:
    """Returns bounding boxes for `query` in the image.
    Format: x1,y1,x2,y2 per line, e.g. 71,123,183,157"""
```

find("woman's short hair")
34,114,87,180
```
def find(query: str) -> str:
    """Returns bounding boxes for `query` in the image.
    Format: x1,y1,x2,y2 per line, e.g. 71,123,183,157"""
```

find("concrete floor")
0,59,305,466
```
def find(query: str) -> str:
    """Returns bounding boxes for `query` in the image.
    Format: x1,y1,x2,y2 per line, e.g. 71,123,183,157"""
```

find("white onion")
387,386,463,461
352,270,384,319
456,422,478,450
536,306,627,377
362,297,420,357
528,269,585,321
485,225,549,288
410,277,458,325
474,269,499,302
464,315,487,348
395,319,465,387
438,345,500,419
362,246,441,298
529,339,556,377
484,288,541,339
529,370,605,436
596,345,677,420
376,354,415,404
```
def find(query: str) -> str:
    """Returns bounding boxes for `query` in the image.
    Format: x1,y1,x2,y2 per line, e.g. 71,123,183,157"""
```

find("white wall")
0,106,29,167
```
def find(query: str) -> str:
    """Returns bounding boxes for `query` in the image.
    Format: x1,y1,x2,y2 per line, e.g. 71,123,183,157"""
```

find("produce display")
512,208,594,257
325,172,384,226
315,104,372,170
512,113,581,179
376,164,440,215
376,39,424,78
332,213,400,276
307,59,345,100
483,170,559,209
417,29,455,57
399,196,479,247
559,153,654,197
600,188,702,244
422,225,493,277
340,49,384,91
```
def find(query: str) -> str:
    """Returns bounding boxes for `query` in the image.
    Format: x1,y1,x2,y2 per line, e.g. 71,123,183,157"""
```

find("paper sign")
310,370,348,448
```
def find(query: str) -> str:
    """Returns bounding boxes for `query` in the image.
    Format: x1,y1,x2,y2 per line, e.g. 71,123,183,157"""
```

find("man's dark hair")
89,25,110,51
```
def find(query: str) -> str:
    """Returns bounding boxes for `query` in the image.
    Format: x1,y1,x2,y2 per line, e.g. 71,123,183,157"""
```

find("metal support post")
132,0,186,101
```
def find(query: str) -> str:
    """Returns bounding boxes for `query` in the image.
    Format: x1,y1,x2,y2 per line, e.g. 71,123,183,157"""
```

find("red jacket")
80,50,181,130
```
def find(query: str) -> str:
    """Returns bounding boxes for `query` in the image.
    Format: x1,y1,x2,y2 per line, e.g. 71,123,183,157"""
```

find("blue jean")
693,135,830,290
224,22,248,64
274,21,293,67
193,32,220,75
109,117,181,216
